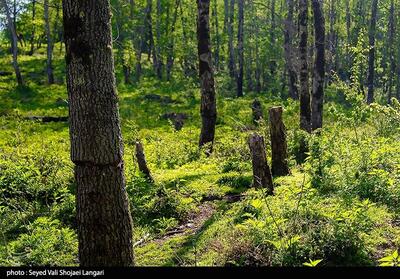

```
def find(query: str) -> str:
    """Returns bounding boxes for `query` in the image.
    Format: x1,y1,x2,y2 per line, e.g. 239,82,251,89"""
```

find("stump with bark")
269,106,290,176
252,98,263,125
248,133,274,195
135,141,153,182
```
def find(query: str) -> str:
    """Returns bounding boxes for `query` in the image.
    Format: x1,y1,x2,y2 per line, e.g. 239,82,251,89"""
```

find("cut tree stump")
269,106,290,176
161,112,188,131
248,133,274,195
135,141,153,182
251,98,263,125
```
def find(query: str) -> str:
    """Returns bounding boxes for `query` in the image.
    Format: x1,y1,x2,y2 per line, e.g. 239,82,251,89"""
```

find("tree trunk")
269,0,277,76
29,0,36,56
283,0,298,100
212,0,220,70
367,0,378,104
299,0,311,132
44,0,54,84
325,0,335,86
154,0,163,79
248,133,274,195
236,0,244,97
228,0,236,79
1,0,23,86
135,141,153,182
269,106,289,177
197,0,217,153
387,0,395,104
166,0,180,81
311,0,325,131
62,0,134,266
223,0,229,33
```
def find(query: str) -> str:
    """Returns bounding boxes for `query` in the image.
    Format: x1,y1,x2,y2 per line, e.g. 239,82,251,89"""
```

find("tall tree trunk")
166,0,180,81
345,0,351,80
367,0,378,104
1,0,23,86
135,6,146,82
325,0,335,86
254,0,261,93
387,0,395,104
44,0,54,84
212,0,220,70
62,0,134,266
223,0,229,33
197,0,217,153
311,0,325,131
115,2,131,84
299,0,311,132
237,0,244,97
284,0,298,100
29,0,36,55
228,0,236,78
154,0,162,79
270,0,277,76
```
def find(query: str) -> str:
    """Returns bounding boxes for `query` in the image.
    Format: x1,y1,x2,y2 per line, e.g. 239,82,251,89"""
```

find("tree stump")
248,133,274,195
251,98,263,125
135,141,153,182
269,106,290,176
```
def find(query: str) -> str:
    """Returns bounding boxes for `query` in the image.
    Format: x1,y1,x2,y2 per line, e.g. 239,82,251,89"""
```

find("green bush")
0,217,78,266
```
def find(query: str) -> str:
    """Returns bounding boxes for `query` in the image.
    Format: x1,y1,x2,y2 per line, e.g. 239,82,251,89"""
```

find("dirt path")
153,201,217,245
135,193,246,248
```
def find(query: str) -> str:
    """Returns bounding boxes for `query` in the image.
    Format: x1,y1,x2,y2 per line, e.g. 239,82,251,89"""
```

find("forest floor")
1,49,400,266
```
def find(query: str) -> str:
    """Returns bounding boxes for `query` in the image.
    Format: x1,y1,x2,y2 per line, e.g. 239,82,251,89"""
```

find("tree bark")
228,0,236,79
252,98,263,125
283,0,298,100
387,0,395,104
1,0,23,86
269,0,277,76
44,0,54,84
29,0,36,56
154,0,163,79
135,141,153,182
269,106,289,177
62,0,134,266
311,0,325,131
248,133,274,195
212,0,220,70
367,0,378,104
299,0,311,132
237,0,244,97
197,0,217,153
166,0,180,81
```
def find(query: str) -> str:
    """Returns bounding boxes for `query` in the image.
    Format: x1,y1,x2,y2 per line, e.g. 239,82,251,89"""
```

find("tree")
283,0,298,99
299,0,311,132
311,0,325,131
28,0,36,56
237,0,244,97
367,0,379,104
62,0,134,266
387,0,395,103
1,0,23,86
44,0,54,84
227,0,235,79
197,0,217,153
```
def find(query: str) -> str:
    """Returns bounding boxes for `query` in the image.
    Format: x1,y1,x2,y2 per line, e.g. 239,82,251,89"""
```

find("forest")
0,0,400,268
